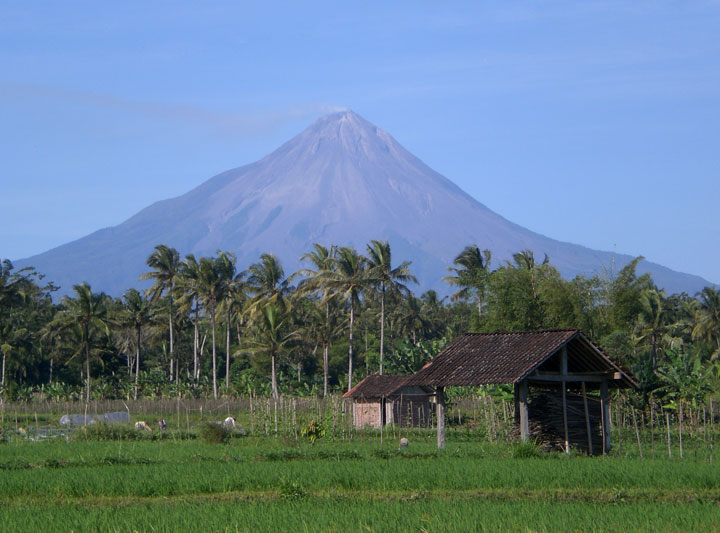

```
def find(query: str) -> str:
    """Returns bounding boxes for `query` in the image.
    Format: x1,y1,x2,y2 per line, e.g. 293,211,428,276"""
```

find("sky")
1,1,719,284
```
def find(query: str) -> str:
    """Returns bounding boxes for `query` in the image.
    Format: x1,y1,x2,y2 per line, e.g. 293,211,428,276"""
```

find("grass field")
1,435,718,532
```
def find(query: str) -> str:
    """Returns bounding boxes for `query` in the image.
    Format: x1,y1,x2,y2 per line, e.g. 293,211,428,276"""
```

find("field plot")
1,436,718,532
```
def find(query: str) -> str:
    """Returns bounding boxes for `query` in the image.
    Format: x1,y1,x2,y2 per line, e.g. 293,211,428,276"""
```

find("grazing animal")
223,416,236,430
399,437,409,449
157,418,166,430
134,421,152,432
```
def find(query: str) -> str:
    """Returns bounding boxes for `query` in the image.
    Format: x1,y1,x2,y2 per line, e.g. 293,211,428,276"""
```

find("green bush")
198,422,231,444
300,419,326,443
512,439,543,459
278,477,307,500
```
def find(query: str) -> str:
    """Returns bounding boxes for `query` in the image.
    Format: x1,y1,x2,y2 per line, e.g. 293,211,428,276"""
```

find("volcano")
15,111,712,297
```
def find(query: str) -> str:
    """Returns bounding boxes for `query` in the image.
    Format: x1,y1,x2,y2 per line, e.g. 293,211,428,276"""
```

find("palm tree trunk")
348,302,354,392
85,340,91,403
134,327,140,400
225,308,231,390
324,300,330,396
379,283,385,375
1,351,5,389
193,301,199,385
323,342,329,397
169,290,174,383
211,305,217,399
271,353,278,400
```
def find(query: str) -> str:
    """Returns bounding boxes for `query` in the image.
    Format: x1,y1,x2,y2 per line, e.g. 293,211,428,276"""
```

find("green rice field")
1,435,718,532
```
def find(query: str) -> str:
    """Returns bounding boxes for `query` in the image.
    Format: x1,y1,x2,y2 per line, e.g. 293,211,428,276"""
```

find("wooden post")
562,384,569,453
600,380,610,454
561,347,569,454
581,382,593,455
436,387,446,450
518,380,529,442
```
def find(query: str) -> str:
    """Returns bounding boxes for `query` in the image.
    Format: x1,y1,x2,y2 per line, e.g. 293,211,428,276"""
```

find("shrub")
199,422,231,444
279,477,307,500
300,419,326,443
512,439,543,459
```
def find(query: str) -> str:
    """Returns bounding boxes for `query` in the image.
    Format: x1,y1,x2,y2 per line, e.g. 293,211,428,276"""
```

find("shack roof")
406,329,636,388
343,374,433,400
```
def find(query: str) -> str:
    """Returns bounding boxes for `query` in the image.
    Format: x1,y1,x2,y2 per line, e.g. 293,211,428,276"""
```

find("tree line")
0,243,718,406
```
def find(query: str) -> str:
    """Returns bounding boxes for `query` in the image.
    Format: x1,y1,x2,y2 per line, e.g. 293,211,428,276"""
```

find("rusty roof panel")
343,374,428,399
407,329,637,388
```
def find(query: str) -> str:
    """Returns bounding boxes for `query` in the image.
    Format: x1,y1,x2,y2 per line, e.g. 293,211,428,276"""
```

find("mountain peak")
288,109,398,163
308,109,376,136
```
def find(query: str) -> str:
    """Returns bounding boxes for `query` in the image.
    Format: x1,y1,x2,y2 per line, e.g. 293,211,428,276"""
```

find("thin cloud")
0,82,346,137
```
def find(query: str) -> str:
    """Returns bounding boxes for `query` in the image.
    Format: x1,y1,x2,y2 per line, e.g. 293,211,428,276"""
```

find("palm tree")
443,245,492,317
215,251,245,390
244,304,299,399
395,294,431,344
297,244,338,396
177,254,202,385
0,260,33,390
633,288,673,368
48,282,110,402
366,240,417,375
119,288,155,399
325,246,367,391
246,253,291,316
195,256,224,399
693,287,720,360
139,245,180,381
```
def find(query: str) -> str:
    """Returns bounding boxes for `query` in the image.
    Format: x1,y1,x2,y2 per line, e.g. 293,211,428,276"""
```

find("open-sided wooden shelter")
407,329,637,453
343,374,434,429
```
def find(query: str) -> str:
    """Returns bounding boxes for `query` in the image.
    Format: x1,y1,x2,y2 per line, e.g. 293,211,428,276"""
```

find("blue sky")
1,1,718,284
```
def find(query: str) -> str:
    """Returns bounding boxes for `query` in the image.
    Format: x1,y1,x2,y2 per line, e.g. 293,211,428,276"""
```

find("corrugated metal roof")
343,374,431,399
406,329,636,388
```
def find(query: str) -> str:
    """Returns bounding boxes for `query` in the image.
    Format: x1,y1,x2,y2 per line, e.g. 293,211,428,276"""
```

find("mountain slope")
15,111,713,297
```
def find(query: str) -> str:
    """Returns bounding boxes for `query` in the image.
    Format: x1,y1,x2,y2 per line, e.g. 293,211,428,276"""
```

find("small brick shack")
343,374,434,429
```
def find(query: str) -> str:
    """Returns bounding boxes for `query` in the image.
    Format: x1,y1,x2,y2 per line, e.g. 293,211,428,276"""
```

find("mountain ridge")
15,110,714,297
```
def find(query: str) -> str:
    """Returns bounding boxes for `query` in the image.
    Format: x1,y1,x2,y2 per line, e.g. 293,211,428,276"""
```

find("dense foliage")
1,244,719,405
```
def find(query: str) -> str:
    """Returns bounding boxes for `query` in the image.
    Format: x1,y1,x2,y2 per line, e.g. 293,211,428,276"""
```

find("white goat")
223,416,236,430
134,421,152,432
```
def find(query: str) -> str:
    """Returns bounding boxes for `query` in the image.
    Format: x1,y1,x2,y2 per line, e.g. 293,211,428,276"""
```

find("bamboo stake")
249,394,254,435
483,396,492,443
679,400,684,459
666,410,672,459
650,400,655,460
631,405,643,458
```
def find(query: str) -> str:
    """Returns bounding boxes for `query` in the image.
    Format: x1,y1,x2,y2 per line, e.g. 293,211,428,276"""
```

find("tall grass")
2,499,718,532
